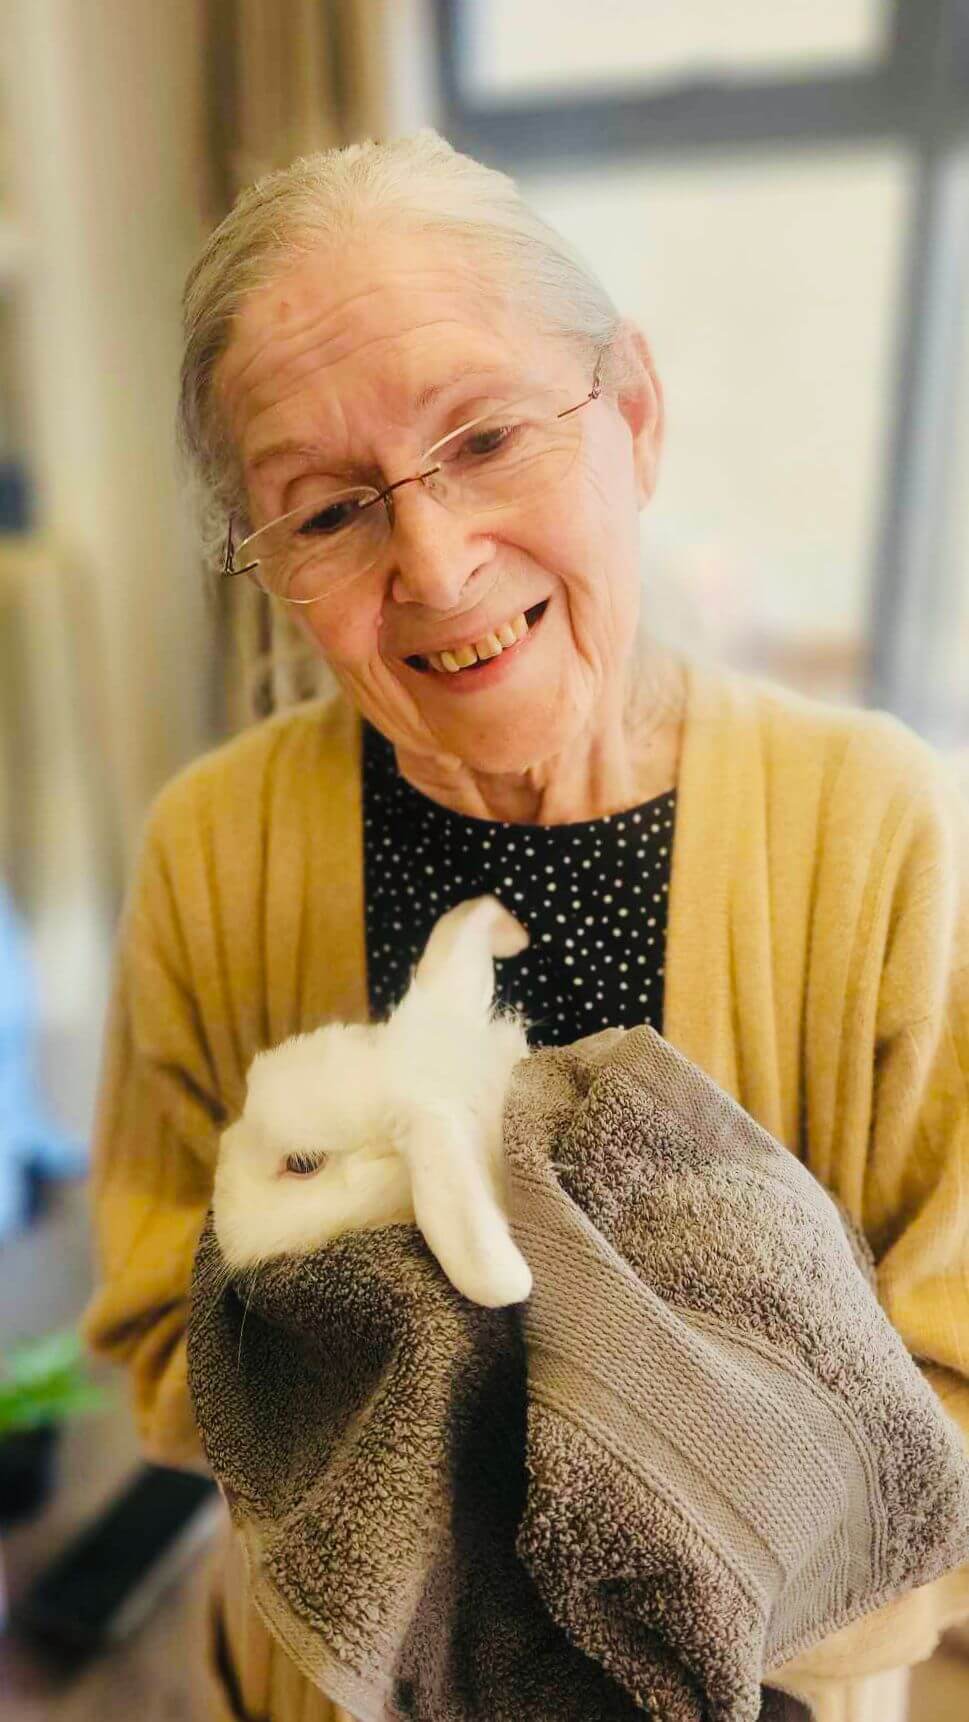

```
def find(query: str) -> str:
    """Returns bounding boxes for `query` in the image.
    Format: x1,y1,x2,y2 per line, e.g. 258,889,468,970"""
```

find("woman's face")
216,230,663,775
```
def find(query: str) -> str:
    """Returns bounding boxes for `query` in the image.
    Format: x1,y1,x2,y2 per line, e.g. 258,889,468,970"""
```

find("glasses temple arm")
222,514,259,579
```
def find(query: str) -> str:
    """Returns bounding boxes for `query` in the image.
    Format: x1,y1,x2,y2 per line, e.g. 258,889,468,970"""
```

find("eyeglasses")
221,356,604,605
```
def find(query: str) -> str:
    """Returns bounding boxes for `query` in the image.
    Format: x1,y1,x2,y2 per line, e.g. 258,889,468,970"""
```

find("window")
514,149,906,698
435,0,969,738
458,0,890,103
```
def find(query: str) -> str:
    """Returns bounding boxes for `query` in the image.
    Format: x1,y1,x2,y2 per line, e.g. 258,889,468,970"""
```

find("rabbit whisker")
237,1264,261,1371
190,1256,236,1337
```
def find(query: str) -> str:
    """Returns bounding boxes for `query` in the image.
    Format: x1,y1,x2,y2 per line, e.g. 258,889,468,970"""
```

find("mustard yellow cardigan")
82,654,969,1721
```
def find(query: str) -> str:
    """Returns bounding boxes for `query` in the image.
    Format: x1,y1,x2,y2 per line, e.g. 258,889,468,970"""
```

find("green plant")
0,1329,105,1437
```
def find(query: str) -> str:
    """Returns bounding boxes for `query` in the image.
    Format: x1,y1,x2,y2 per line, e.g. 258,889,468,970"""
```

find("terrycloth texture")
82,655,969,1720
187,1022,969,1722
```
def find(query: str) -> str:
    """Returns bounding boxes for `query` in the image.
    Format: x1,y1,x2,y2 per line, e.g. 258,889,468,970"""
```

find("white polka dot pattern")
362,723,676,1047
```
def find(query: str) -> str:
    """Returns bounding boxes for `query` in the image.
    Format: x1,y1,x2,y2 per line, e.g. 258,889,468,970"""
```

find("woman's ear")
614,322,665,507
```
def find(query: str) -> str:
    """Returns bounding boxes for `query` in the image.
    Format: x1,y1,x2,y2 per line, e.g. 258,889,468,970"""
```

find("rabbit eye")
283,1151,324,1176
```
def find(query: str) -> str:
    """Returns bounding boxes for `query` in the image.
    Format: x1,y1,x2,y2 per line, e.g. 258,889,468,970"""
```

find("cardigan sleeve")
768,744,969,1699
80,797,228,1471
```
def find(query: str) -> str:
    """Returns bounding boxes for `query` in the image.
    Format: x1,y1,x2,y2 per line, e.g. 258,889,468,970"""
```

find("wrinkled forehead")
213,230,573,462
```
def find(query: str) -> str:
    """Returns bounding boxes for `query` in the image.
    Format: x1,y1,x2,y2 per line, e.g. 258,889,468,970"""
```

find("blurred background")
0,2,966,1717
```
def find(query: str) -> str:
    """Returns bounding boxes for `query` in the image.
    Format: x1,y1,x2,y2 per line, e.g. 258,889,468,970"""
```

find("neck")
393,649,686,826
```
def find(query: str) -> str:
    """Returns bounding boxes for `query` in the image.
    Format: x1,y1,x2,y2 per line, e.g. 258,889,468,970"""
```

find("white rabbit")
212,896,533,1308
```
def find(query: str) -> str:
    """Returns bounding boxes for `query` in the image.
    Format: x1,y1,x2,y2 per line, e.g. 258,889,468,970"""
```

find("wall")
4,0,215,1130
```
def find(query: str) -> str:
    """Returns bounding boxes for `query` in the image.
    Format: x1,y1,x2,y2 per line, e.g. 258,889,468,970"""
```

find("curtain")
203,0,392,731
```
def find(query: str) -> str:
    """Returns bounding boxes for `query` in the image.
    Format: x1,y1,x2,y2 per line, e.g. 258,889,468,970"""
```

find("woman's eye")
284,1151,324,1176
298,499,360,536
460,423,517,460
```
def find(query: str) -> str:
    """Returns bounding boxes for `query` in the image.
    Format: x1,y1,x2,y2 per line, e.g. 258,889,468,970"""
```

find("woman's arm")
81,697,368,1469
81,800,229,1470
769,748,969,1697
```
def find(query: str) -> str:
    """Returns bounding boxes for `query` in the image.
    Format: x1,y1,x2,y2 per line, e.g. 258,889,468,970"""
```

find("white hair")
178,129,636,559
177,128,691,722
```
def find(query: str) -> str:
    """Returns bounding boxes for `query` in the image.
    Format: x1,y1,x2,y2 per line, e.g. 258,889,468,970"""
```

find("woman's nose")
386,480,495,609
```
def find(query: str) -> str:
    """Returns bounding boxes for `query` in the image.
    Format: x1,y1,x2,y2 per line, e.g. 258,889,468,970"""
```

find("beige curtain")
205,0,392,732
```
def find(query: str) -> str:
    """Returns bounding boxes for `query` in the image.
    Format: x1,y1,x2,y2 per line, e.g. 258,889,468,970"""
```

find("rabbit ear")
413,896,529,1014
396,1103,532,1309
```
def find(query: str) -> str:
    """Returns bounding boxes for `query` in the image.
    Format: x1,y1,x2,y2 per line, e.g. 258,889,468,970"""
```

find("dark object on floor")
12,1462,219,1661
0,1422,59,1524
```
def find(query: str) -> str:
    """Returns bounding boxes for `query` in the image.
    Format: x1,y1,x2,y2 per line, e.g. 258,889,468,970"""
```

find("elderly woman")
83,131,969,1722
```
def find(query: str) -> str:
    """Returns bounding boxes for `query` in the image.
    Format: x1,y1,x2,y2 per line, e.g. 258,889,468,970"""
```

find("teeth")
423,609,538,673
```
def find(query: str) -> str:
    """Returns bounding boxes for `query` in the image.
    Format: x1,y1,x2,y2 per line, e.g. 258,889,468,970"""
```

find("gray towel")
188,1025,969,1721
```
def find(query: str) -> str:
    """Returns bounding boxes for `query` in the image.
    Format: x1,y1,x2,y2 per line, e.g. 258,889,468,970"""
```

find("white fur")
212,897,533,1307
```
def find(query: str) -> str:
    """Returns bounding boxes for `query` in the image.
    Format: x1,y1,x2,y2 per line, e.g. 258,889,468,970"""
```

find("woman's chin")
429,703,572,779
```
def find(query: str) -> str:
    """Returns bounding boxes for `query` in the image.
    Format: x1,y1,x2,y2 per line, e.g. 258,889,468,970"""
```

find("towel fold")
188,1025,969,1720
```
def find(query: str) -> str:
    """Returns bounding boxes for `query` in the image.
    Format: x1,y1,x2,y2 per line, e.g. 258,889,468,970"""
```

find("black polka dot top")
362,720,676,1049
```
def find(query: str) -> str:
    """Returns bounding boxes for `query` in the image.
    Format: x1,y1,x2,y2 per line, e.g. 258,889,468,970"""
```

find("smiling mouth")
404,601,549,673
